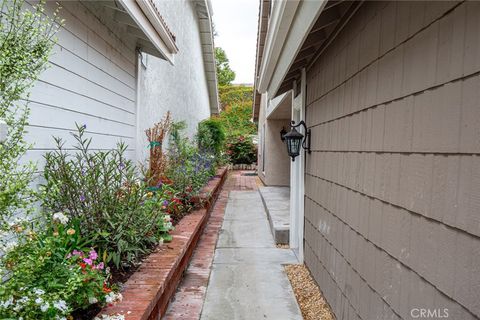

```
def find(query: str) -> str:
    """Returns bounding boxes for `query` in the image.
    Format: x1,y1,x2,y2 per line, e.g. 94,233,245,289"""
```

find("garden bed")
97,167,227,320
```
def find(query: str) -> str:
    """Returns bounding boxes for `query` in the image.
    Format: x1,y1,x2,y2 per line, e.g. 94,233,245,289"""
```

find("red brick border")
97,168,228,320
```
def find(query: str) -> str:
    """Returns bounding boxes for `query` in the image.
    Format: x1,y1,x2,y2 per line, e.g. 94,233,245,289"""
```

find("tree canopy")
215,47,236,86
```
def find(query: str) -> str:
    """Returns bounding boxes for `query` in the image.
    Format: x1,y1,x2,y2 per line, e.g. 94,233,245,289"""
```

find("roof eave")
118,0,177,64
195,0,220,115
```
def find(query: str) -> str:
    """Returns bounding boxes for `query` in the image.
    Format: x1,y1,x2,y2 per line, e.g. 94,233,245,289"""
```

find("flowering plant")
0,214,118,319
225,135,257,164
165,121,217,208
41,125,174,269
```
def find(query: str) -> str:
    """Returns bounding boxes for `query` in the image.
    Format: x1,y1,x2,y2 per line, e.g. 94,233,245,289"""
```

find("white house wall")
23,1,138,179
136,0,212,164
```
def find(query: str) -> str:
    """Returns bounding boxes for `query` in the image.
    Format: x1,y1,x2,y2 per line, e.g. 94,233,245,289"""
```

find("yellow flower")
66,228,76,235
147,192,153,198
53,231,59,237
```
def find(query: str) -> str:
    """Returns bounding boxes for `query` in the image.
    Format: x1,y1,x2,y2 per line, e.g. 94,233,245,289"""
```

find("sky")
211,0,259,85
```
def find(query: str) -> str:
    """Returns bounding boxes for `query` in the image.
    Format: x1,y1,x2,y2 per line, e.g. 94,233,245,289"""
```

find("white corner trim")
257,0,300,94
119,0,176,64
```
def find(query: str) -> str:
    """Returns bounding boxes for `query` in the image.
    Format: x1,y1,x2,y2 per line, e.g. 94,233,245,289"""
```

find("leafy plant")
0,213,116,319
197,118,225,157
213,85,256,139
165,122,216,217
41,125,173,269
0,0,61,235
226,136,257,165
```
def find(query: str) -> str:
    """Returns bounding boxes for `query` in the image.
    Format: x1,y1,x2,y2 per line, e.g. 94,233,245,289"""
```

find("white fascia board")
257,0,300,94
119,0,176,64
196,0,220,114
267,0,327,96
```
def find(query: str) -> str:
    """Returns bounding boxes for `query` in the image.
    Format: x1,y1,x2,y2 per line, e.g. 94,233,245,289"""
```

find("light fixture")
284,120,311,161
280,127,287,142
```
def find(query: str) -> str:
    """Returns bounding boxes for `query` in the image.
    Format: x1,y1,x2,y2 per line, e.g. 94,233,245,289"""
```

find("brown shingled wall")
304,1,480,319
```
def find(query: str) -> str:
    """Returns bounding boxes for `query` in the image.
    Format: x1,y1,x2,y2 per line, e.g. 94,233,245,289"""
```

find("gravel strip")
285,264,334,320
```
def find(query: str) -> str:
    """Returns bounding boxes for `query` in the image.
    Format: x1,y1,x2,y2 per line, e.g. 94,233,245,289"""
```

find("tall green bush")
215,85,256,138
197,119,225,156
41,125,173,269
0,0,61,237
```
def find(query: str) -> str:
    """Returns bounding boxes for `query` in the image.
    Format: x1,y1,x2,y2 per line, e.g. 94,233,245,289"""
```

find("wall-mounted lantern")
284,120,311,161
280,127,287,142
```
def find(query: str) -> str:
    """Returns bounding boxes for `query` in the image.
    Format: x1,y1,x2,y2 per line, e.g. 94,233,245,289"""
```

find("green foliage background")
215,47,236,86
214,85,256,137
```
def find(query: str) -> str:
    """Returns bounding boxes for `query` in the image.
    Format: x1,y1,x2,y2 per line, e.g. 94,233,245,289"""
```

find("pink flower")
72,250,84,257
83,258,93,265
89,249,98,261
95,262,105,270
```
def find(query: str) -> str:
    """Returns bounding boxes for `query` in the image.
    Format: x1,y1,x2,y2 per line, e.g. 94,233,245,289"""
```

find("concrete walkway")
200,190,302,320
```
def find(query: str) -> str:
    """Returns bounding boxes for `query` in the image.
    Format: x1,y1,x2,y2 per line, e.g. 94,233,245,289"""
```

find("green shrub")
41,125,173,269
226,136,257,165
197,119,225,156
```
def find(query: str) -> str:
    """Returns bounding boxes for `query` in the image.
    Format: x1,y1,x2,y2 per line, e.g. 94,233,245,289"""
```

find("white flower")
0,297,13,308
105,292,122,304
33,288,45,296
13,296,28,312
53,212,69,225
94,314,125,320
88,296,98,304
40,302,49,312
35,297,43,305
18,296,29,303
53,300,68,312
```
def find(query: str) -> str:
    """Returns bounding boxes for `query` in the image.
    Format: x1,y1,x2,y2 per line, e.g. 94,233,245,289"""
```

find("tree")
0,0,61,234
215,47,235,86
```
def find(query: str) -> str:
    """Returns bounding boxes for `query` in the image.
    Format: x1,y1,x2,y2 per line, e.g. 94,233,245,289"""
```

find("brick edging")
97,167,228,320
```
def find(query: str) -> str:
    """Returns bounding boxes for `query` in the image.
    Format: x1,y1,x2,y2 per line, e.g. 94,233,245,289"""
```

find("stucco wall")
136,0,212,164
257,94,291,186
264,119,291,186
25,1,137,178
304,1,480,319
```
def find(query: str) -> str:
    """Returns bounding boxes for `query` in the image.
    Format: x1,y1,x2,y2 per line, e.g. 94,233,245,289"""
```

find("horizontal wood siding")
22,1,137,179
304,2,480,320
